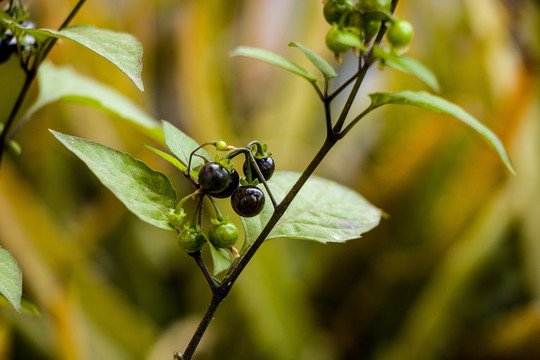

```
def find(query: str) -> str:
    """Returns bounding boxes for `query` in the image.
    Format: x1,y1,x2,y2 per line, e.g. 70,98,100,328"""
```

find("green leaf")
0,247,22,313
373,46,440,92
230,46,317,83
241,172,382,245
207,242,233,275
16,24,144,91
368,91,515,174
143,145,187,172
51,131,177,230
162,121,210,170
288,42,337,79
24,62,161,140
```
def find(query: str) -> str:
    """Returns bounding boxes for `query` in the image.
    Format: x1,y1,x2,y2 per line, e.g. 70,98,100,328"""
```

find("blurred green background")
1,0,540,359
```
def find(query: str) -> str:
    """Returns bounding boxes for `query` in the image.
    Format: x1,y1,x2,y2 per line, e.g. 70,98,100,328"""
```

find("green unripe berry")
386,20,414,49
178,228,207,253
325,26,351,55
209,221,238,248
216,140,228,151
323,0,354,25
357,0,391,18
362,17,381,40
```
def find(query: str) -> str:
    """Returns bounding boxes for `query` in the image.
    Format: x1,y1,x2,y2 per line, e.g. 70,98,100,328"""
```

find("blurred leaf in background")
1,0,539,359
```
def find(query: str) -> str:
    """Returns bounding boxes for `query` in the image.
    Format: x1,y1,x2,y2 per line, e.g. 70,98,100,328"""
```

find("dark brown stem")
190,251,217,292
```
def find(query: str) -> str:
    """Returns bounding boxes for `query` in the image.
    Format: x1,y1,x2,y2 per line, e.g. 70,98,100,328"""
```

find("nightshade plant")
1,0,516,359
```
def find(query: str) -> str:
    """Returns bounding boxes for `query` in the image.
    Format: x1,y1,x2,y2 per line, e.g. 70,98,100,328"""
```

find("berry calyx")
211,168,240,199
177,227,207,253
386,20,414,49
198,162,230,194
231,186,266,218
208,220,239,248
243,157,275,182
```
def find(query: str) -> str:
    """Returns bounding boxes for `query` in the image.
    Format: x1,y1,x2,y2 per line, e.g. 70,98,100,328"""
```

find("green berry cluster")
322,0,414,62
167,140,275,255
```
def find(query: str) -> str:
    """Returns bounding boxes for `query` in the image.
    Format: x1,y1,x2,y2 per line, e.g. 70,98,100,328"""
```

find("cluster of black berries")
198,153,274,218
172,141,275,255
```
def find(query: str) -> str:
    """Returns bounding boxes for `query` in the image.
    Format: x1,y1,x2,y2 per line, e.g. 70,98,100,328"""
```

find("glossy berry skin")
0,38,13,63
209,221,238,248
386,20,414,49
325,26,351,55
0,32,17,64
177,228,207,253
323,0,354,25
243,157,275,182
231,186,265,218
211,168,240,198
198,162,230,194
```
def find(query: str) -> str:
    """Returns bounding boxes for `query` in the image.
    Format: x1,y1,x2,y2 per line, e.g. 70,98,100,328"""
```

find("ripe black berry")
211,168,239,198
0,32,16,64
198,162,230,194
243,157,275,182
231,186,265,218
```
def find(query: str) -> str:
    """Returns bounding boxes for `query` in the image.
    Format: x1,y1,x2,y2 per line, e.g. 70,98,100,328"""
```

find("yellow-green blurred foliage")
1,0,539,359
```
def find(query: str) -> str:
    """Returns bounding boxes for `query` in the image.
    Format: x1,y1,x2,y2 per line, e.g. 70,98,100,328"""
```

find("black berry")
243,157,275,182
231,186,265,218
198,162,230,194
211,168,239,198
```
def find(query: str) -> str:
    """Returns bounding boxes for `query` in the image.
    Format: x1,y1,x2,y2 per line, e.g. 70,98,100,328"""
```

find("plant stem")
0,72,34,168
190,251,217,292
180,294,223,360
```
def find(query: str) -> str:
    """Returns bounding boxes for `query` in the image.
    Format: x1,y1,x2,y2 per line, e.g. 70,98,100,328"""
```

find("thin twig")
190,251,218,292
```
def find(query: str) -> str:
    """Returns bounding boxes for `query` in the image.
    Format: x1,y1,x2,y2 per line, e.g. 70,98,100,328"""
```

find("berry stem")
208,197,225,222
189,251,217,292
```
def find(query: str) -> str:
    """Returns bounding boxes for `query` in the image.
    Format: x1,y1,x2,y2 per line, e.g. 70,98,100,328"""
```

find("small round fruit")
198,162,230,193
231,186,266,218
386,20,414,49
243,157,275,182
356,0,391,18
211,168,240,198
209,221,238,248
325,26,351,55
343,11,364,37
323,0,354,25
177,228,207,253
361,17,381,40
